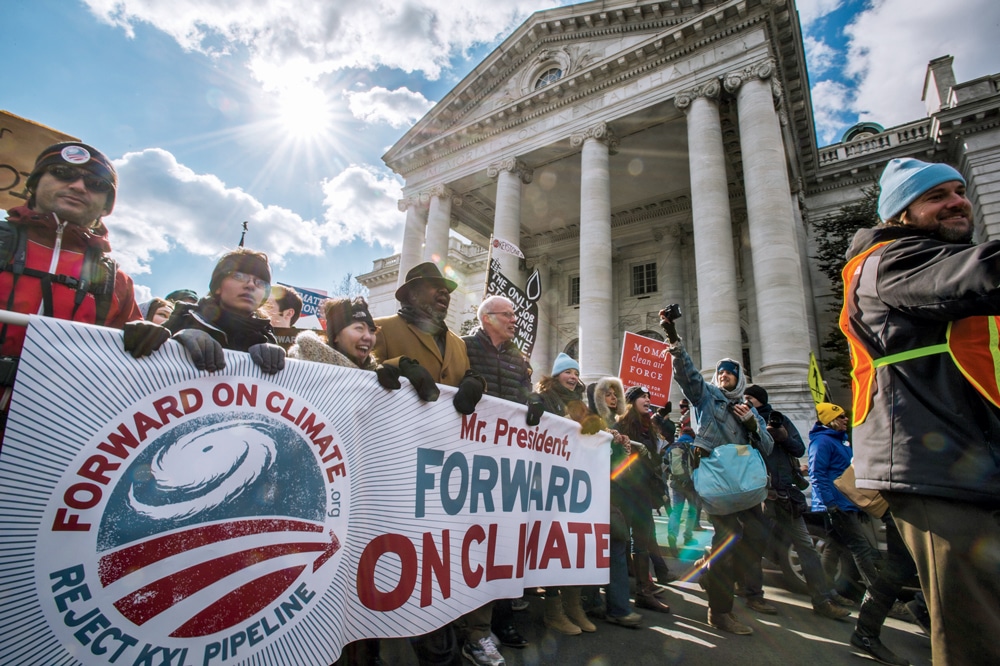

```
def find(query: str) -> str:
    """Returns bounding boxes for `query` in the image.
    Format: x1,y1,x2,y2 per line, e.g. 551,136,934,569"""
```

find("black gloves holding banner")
249,343,285,374
376,357,440,402
526,393,545,427
453,371,485,415
123,320,170,358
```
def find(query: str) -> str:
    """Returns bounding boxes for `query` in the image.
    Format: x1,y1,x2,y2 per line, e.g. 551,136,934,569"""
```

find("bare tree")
329,272,369,299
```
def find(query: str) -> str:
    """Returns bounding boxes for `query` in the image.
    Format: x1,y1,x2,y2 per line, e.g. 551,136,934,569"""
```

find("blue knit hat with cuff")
877,158,965,221
551,352,580,376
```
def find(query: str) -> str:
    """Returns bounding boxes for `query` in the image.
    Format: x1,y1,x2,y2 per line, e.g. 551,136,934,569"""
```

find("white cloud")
795,0,844,29
346,86,436,128
107,148,324,275
321,165,404,250
810,79,853,144
843,0,1000,128
82,0,564,89
803,35,837,76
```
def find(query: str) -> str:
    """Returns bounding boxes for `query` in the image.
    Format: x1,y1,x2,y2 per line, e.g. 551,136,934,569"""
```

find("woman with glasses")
160,248,285,374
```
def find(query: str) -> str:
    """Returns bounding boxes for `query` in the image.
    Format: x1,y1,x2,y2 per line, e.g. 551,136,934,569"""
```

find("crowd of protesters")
2,141,983,666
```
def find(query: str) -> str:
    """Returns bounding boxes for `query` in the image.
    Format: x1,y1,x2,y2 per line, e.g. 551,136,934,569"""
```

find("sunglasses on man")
46,165,114,194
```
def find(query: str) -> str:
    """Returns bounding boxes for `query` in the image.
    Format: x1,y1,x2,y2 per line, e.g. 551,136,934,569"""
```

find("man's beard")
415,303,448,324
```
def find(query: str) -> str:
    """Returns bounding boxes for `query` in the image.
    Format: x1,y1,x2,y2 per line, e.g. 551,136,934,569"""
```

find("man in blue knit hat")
841,157,1000,664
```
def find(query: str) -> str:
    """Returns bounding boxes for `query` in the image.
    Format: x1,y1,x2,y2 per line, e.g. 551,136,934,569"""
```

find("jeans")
606,535,631,618
668,480,699,541
706,504,769,613
827,508,880,588
769,499,830,606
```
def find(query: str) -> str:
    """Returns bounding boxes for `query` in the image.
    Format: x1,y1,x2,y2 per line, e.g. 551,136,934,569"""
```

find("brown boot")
544,593,582,635
562,586,597,632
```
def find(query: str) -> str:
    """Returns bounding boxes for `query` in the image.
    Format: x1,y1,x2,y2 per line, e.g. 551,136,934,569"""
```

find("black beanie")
27,142,118,212
209,249,271,294
324,297,376,338
744,384,769,405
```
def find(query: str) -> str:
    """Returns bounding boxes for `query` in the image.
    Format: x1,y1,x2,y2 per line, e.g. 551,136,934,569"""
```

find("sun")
273,83,333,141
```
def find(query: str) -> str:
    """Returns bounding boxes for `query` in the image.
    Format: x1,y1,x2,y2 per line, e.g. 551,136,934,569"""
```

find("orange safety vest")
840,240,1000,425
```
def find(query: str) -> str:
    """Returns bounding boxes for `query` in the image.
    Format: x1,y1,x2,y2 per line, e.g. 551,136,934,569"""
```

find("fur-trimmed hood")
588,377,625,427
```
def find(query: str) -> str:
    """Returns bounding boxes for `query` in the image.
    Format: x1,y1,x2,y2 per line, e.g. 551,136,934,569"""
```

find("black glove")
658,309,680,344
375,363,402,390
249,343,286,374
526,393,545,427
453,371,485,415
123,320,170,358
398,357,440,402
173,329,226,372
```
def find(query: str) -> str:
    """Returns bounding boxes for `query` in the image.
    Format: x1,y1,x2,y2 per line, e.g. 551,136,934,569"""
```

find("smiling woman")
274,83,334,141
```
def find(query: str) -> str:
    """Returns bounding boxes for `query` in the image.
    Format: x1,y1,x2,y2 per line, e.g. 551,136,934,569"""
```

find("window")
631,262,657,296
568,276,580,306
535,67,563,89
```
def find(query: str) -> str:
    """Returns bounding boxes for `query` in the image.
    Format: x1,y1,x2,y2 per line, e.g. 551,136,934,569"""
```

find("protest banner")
0,317,610,665
484,258,541,359
0,110,78,210
618,330,673,407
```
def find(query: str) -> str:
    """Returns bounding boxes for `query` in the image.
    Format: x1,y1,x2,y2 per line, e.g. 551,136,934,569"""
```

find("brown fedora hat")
395,261,458,301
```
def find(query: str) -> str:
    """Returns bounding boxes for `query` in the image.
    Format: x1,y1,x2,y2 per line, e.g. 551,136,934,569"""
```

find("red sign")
618,331,673,407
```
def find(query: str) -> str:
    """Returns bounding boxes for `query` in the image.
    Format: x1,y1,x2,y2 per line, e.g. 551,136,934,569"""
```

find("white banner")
0,317,610,665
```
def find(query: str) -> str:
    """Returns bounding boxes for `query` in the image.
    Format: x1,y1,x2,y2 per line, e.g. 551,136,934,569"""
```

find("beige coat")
372,315,469,387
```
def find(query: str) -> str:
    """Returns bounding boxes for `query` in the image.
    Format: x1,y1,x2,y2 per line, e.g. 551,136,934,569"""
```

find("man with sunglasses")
0,142,141,428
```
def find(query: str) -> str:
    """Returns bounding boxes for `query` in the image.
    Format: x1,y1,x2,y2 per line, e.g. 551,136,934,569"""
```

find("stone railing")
817,119,932,167
369,255,400,271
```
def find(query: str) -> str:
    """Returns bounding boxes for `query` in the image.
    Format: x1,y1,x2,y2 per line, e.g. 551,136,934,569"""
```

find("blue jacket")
669,343,772,456
808,423,858,512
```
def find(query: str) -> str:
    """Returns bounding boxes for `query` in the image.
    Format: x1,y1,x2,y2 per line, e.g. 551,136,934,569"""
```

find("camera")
662,303,682,322
768,410,785,428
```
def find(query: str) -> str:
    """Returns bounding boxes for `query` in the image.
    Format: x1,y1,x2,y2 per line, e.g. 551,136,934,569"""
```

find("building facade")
359,0,1000,426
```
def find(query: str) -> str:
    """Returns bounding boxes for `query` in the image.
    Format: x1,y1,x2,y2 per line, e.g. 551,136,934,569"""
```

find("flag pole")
238,221,249,247
483,235,494,300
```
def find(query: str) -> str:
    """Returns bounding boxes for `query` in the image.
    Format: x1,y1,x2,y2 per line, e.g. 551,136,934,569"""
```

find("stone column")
675,82,742,370
424,185,458,265
725,61,810,383
571,123,618,383
488,158,533,278
396,194,428,289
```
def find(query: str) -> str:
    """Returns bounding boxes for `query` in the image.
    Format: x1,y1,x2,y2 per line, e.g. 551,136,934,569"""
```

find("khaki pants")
886,492,1000,666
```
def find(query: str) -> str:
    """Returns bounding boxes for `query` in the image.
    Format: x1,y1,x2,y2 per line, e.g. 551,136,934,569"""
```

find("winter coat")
463,328,531,404
0,206,141,356
372,314,469,387
755,402,806,494
287,330,378,371
613,410,666,510
808,423,859,513
668,341,772,455
163,298,275,352
843,224,1000,505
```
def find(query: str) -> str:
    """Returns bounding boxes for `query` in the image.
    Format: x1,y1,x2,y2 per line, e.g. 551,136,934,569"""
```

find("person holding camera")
658,306,772,636
743,386,851,621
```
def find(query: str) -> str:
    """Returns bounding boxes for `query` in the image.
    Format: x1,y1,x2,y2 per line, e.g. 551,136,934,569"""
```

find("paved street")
384,515,931,665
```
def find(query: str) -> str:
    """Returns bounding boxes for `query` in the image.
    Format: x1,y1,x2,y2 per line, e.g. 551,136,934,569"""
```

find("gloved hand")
249,343,286,374
632,441,651,458
173,329,226,371
123,320,170,358
398,357,440,402
453,370,485,415
734,403,758,432
375,363,402,390
525,393,545,427
658,309,680,344
579,413,604,435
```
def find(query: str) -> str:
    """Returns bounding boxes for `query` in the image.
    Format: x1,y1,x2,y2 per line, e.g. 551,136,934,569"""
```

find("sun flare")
274,83,333,141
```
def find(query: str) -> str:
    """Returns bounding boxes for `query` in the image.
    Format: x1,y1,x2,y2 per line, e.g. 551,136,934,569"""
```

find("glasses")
227,271,269,290
487,311,517,320
46,165,114,193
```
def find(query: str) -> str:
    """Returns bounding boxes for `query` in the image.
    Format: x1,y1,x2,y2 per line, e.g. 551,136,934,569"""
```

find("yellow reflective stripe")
989,318,1000,395
871,343,950,368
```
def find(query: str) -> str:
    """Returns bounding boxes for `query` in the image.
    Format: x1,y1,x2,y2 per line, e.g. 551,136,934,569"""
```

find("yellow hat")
816,402,845,425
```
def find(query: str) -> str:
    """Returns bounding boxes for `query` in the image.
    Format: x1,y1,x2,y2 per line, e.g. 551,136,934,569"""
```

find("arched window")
564,338,579,360
637,330,664,342
535,67,563,89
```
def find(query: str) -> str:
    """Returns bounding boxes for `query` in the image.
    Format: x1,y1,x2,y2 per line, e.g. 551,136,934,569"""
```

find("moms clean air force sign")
0,317,610,666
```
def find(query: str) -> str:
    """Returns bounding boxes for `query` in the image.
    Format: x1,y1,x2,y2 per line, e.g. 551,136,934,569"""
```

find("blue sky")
2,0,998,303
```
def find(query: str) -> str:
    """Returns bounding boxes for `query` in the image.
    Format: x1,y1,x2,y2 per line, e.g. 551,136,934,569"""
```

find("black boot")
850,632,910,666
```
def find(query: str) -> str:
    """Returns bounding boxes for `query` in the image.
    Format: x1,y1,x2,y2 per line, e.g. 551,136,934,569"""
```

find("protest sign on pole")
618,331,673,407
0,110,78,210
0,317,609,666
485,257,541,359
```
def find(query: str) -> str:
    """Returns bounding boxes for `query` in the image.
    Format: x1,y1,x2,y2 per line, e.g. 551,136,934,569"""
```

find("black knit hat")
625,385,649,403
324,297,376,337
27,142,118,212
744,384,769,406
209,249,271,294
